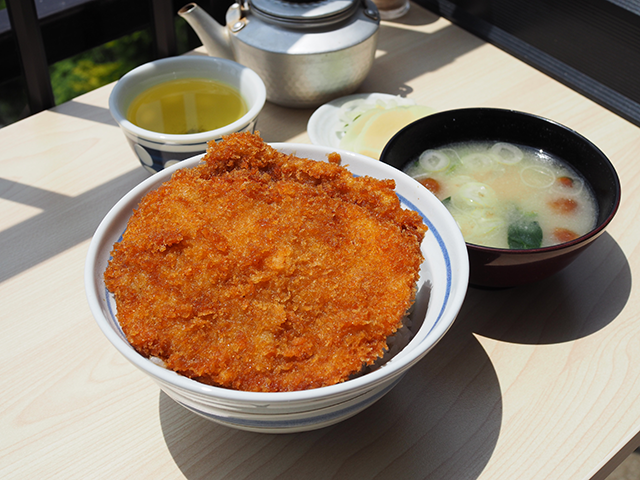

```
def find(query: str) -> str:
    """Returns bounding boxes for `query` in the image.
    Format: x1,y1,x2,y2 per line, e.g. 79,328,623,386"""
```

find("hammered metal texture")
234,32,378,108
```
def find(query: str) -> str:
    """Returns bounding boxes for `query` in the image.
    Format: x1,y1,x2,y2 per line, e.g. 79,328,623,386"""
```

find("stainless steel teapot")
178,1,380,108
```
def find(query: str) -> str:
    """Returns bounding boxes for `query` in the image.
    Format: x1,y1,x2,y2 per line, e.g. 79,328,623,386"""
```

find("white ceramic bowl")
85,144,469,433
109,55,266,174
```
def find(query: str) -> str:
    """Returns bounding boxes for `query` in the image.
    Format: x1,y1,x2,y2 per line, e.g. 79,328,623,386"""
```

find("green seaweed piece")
508,218,543,249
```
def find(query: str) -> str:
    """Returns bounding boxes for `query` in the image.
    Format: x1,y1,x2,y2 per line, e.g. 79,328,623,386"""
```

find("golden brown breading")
104,132,427,392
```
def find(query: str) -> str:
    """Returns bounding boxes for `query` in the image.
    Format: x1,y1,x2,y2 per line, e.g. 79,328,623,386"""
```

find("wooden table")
2,4,640,479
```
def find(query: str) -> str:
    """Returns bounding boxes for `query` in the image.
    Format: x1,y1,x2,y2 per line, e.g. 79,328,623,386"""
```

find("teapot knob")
230,20,246,33
364,8,379,20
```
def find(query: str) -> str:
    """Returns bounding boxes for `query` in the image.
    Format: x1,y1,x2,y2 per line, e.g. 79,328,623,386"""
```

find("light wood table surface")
2,3,640,479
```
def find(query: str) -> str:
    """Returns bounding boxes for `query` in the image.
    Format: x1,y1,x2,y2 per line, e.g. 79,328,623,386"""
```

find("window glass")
49,29,153,105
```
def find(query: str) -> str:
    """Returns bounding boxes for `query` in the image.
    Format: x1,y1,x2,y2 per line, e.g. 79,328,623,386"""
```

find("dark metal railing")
416,0,640,128
5,0,53,114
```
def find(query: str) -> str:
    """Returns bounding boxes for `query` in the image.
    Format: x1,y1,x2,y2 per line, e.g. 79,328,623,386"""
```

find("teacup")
109,55,266,174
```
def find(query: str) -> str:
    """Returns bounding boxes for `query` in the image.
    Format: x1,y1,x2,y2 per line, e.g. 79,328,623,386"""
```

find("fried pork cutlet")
104,132,427,392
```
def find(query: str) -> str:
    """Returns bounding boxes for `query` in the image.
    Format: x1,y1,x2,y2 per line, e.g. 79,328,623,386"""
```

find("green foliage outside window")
49,30,153,105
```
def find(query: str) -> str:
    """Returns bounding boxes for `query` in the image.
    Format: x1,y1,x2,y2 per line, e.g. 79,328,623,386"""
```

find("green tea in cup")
127,78,247,134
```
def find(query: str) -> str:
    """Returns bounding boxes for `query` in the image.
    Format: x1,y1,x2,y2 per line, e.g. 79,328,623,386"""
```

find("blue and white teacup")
109,55,266,174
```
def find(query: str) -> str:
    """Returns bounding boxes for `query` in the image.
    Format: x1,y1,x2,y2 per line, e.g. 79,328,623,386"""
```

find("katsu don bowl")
85,140,468,433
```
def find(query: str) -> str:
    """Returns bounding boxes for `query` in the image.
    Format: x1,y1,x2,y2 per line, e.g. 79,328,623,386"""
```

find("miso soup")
127,78,247,135
404,141,598,249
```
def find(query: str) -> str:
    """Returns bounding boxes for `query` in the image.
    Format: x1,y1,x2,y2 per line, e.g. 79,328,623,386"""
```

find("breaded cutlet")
104,132,427,392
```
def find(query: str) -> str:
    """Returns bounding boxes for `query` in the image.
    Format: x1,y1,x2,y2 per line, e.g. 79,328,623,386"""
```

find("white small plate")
307,93,415,149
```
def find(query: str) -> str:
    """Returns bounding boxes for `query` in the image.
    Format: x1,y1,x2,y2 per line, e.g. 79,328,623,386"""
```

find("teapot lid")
249,0,359,26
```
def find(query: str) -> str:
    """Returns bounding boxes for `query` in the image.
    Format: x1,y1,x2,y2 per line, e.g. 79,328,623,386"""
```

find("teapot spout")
178,3,234,60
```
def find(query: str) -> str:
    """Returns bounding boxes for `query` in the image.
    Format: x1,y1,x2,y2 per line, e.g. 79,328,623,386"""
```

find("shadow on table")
466,232,631,345
51,100,118,127
159,310,502,480
0,169,149,283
